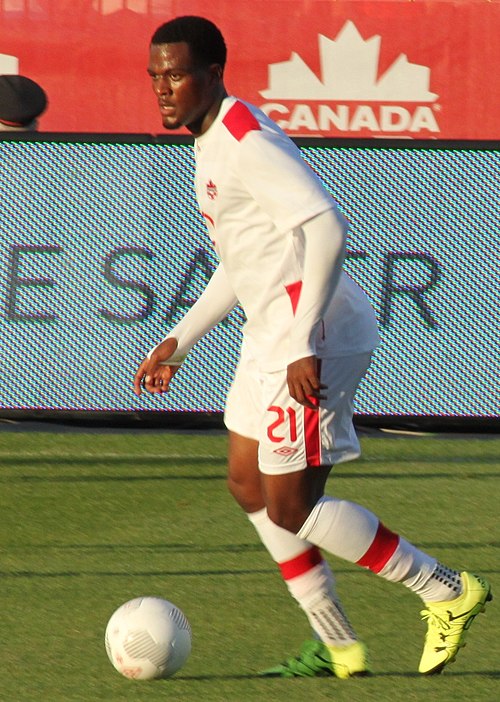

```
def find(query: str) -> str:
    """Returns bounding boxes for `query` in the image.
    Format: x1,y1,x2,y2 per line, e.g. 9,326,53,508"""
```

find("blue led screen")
0,137,498,418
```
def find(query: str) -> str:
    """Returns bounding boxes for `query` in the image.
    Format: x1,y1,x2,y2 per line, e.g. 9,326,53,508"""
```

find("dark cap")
0,75,47,126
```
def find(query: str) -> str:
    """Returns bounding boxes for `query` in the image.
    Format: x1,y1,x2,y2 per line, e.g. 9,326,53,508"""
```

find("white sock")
379,538,437,584
404,562,463,602
297,496,380,561
297,497,461,604
248,508,357,645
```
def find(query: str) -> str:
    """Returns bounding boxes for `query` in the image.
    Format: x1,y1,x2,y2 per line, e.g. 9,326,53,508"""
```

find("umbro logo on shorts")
273,446,298,456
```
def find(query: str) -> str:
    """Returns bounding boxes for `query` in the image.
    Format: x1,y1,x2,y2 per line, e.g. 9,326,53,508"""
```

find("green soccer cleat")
259,639,370,679
419,571,492,675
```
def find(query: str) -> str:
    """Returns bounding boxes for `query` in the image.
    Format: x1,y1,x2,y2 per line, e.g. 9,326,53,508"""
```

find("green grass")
0,429,498,702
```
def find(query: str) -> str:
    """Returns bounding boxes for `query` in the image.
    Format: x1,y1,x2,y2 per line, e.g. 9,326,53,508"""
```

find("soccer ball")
105,596,192,680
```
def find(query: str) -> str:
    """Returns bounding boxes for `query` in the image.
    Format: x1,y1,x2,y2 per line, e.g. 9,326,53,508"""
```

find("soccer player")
134,16,491,678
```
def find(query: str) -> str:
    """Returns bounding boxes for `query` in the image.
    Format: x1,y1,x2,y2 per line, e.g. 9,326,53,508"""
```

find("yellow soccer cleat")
259,639,370,679
419,571,492,675
326,641,371,679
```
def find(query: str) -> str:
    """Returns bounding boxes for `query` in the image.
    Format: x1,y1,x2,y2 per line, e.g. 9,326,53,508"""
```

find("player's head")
0,74,47,131
151,16,227,72
148,16,227,136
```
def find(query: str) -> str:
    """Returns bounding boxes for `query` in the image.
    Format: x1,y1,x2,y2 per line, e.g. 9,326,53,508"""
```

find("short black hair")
151,16,227,70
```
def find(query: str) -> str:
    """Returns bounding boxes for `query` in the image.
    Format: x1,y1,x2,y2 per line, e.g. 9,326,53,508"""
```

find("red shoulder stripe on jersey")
222,101,261,141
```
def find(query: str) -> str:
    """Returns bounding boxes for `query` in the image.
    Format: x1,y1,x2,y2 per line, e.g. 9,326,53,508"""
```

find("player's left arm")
235,129,347,407
134,263,237,396
286,208,347,408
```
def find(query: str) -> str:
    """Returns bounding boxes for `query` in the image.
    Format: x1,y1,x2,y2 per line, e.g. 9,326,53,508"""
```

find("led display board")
1,135,498,425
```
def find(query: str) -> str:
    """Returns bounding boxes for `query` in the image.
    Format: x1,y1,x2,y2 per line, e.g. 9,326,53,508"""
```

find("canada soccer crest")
206,180,218,200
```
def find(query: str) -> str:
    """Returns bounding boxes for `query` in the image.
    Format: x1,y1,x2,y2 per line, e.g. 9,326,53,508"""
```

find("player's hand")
287,355,327,410
133,337,181,396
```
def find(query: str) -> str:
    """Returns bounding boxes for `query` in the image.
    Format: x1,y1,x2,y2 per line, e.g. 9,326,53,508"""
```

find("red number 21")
267,406,297,443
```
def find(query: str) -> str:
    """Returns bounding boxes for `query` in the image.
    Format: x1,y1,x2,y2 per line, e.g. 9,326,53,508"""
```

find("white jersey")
187,96,379,370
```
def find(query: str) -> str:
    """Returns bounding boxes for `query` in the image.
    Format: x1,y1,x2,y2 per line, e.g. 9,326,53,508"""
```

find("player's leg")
227,433,366,678
292,489,492,674
225,351,367,678
260,353,492,675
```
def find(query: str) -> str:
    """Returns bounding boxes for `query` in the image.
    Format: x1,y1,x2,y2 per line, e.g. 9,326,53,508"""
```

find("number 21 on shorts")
267,405,298,443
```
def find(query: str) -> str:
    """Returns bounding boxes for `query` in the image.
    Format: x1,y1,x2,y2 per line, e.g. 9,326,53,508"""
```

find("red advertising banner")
1,0,499,138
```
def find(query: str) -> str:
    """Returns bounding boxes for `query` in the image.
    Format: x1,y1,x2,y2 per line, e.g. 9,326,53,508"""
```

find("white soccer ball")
105,596,192,680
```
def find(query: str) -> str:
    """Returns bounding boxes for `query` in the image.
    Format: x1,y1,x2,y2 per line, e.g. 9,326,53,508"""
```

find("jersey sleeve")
236,129,335,233
287,208,348,364
150,263,238,365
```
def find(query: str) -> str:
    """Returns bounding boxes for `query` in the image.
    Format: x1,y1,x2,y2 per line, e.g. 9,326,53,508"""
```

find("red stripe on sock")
278,546,323,580
356,522,399,574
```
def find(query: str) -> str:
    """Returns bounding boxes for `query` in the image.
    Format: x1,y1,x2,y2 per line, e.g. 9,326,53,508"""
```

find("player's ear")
209,63,223,82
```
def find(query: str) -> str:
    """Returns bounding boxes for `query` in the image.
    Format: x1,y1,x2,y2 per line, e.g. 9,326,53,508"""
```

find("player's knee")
227,474,264,513
266,503,307,534
227,473,243,504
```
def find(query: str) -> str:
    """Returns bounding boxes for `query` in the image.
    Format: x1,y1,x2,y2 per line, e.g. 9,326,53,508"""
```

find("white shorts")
224,348,373,475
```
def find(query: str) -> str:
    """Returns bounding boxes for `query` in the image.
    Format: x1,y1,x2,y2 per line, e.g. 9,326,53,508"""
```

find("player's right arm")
134,263,237,395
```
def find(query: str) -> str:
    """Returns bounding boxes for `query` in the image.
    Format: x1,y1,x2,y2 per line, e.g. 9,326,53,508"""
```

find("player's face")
148,42,220,136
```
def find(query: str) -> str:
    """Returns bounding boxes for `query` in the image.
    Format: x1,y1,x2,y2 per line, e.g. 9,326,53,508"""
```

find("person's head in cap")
0,75,48,131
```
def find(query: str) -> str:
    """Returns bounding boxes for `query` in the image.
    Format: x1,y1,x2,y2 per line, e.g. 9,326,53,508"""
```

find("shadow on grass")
6,541,500,553
374,670,500,678
0,472,227,483
171,669,500,681
9,542,267,552
0,567,276,578
0,455,225,468
2,470,500,484
1,563,499,578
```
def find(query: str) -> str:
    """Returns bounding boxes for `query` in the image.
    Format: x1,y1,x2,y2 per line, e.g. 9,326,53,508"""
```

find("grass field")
0,427,498,702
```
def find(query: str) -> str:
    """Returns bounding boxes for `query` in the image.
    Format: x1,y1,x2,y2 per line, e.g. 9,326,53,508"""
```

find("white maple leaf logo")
260,21,438,103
